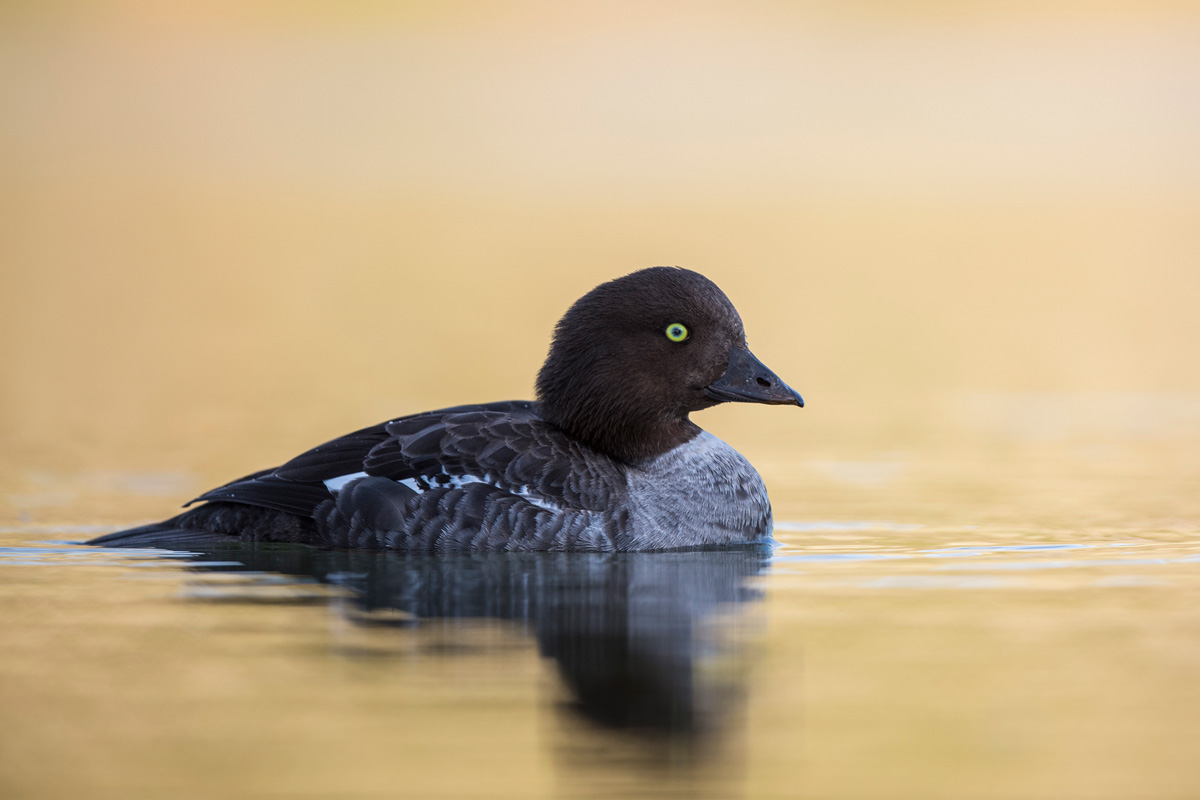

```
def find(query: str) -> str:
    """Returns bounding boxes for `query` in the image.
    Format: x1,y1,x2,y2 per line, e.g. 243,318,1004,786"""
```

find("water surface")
2,479,1199,798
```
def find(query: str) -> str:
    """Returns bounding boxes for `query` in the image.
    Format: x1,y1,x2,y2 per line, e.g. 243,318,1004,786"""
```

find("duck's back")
93,401,630,553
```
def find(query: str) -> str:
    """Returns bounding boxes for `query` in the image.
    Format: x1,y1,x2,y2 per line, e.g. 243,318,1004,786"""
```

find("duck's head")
536,267,803,464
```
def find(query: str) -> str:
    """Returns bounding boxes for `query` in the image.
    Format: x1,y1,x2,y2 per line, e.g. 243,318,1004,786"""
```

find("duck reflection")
173,542,769,741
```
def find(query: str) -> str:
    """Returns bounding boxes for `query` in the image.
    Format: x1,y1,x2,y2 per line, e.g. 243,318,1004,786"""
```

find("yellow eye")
665,323,689,342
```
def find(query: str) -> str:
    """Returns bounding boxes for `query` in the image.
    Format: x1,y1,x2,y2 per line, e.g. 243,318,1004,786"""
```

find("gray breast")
620,431,774,550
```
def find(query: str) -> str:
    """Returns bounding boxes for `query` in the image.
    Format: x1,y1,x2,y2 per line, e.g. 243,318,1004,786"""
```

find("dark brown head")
535,267,802,464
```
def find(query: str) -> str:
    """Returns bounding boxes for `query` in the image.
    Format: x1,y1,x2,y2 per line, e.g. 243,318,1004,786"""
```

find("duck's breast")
622,431,773,550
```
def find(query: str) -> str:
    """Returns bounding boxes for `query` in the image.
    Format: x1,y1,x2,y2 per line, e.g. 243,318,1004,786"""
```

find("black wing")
185,400,615,518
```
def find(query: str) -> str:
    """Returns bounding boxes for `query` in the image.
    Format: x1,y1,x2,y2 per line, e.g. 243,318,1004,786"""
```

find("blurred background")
2,0,1198,527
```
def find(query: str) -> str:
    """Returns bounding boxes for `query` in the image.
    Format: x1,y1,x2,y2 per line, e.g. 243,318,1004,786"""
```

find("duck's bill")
704,346,804,407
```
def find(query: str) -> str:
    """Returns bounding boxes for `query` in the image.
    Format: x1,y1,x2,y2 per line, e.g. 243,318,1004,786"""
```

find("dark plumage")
90,267,803,553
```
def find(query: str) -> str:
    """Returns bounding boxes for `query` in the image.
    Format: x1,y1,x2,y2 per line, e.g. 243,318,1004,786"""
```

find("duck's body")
94,401,773,552
91,267,802,553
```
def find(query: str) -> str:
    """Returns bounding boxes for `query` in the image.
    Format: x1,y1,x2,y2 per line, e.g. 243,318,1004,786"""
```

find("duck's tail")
87,516,241,548
88,503,316,549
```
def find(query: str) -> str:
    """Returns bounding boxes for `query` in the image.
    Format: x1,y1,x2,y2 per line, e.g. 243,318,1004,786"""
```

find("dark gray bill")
704,346,804,407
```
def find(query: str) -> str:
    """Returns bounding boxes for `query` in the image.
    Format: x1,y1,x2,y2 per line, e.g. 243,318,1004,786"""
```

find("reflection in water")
168,541,769,746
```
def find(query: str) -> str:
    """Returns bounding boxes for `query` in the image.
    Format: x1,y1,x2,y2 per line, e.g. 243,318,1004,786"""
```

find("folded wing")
186,400,618,521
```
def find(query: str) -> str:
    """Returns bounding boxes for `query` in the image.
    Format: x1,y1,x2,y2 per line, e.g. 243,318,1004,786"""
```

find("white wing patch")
512,489,562,512
323,471,368,492
321,471,561,512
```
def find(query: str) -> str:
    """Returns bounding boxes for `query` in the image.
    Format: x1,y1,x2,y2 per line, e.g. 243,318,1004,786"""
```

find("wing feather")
180,399,617,522
189,476,332,516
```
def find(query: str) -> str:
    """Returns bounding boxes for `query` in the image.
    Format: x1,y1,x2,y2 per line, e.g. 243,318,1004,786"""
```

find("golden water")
3,3,1200,798
2,450,1199,799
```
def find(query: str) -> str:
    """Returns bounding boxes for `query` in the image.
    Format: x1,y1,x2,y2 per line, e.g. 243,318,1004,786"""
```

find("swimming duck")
91,267,803,552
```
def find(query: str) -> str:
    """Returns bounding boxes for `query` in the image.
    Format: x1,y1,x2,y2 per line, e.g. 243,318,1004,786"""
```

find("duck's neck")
538,398,702,465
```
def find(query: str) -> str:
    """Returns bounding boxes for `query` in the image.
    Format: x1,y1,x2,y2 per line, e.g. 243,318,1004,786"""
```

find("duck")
90,267,803,553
